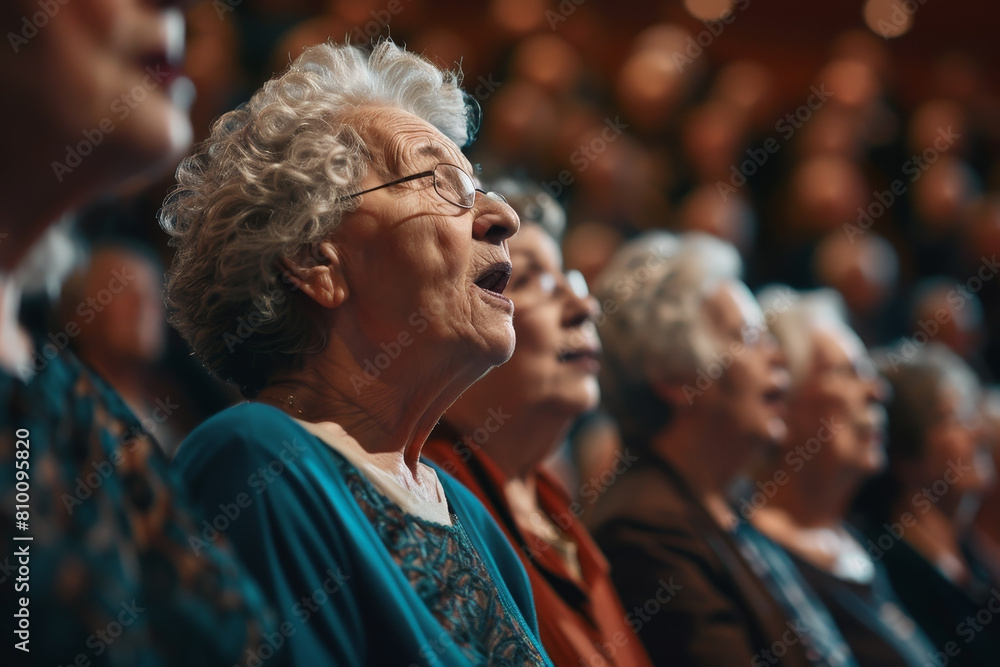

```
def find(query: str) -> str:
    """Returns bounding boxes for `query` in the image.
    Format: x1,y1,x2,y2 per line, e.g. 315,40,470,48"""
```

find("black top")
785,542,937,667
859,525,1000,667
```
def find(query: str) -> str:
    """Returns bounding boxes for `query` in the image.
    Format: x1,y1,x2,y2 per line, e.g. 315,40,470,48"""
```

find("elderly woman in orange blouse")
424,181,653,667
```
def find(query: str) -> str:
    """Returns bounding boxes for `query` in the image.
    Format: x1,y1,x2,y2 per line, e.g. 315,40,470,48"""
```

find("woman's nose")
564,291,599,328
472,193,520,244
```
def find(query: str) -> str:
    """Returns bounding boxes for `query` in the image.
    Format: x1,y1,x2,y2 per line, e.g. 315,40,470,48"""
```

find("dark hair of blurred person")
853,344,1000,666
588,232,852,667
0,0,272,664
423,181,653,667
747,288,936,666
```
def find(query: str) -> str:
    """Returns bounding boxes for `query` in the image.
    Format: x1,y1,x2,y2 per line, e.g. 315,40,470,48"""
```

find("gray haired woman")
162,41,552,666
854,343,1000,667
748,287,937,667
588,232,853,667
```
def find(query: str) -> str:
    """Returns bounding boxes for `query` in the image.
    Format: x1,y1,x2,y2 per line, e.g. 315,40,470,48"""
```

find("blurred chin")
865,448,887,474
764,415,788,445
581,377,601,411
110,83,193,189
558,386,600,416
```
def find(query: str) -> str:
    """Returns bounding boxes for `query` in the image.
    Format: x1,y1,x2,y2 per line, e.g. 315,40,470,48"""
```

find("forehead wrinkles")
348,107,473,196
392,134,467,176
342,107,450,177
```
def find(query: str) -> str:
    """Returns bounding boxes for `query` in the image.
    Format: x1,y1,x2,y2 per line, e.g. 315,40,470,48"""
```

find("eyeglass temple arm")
339,171,435,201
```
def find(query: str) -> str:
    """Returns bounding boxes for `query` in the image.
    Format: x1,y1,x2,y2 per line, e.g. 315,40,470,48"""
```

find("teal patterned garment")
0,348,274,666
174,401,553,666
338,452,549,665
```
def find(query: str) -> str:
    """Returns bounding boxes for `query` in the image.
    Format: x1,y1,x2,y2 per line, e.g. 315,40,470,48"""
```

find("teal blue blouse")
174,402,552,666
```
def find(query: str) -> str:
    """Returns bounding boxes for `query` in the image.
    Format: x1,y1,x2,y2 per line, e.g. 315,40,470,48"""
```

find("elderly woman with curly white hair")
162,41,552,665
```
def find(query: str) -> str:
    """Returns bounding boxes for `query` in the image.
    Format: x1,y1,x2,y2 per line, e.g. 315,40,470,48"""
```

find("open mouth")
557,347,602,374
557,349,601,363
856,421,886,445
140,51,181,87
139,9,186,89
762,383,788,409
474,262,512,296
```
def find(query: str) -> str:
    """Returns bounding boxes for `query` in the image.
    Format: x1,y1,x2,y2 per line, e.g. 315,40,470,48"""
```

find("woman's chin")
491,336,517,368
764,416,789,446
459,332,516,380
110,90,193,189
487,324,517,365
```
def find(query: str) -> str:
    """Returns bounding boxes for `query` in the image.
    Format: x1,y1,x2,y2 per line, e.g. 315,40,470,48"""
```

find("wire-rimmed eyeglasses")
339,163,508,209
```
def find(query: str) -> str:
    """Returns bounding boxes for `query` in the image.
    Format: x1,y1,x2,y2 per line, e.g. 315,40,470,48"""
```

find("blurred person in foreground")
0,0,272,664
163,41,552,665
423,182,653,667
854,343,1000,667
59,243,185,452
588,232,853,667
747,288,936,666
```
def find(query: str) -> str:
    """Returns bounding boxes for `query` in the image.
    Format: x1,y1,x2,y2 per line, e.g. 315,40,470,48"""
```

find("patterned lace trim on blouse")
333,452,547,666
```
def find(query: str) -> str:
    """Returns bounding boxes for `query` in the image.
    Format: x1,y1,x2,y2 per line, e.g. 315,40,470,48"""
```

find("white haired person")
747,288,936,666
163,41,553,665
588,232,854,667
0,0,272,665
853,344,1000,667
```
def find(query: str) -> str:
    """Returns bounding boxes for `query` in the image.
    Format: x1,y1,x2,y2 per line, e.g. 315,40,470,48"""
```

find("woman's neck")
896,499,970,583
257,337,488,480
505,472,541,521
77,349,147,412
759,460,859,530
652,415,752,529
446,399,575,483
504,468,585,583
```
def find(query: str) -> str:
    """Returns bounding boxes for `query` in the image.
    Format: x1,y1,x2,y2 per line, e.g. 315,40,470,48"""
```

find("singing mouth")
856,421,886,444
557,348,602,363
137,7,185,88
474,262,512,296
762,379,789,409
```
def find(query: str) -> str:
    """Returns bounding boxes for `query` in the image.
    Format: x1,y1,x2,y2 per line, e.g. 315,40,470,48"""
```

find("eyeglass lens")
434,164,477,208
433,164,509,208
535,269,589,299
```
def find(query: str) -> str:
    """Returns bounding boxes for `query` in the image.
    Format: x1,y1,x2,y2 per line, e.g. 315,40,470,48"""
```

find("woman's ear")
280,241,348,309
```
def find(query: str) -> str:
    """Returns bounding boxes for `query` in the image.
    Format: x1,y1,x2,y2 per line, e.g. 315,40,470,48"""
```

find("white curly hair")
159,40,476,396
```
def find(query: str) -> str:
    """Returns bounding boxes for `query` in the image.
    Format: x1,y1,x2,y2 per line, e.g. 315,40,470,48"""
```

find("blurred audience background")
46,0,1000,450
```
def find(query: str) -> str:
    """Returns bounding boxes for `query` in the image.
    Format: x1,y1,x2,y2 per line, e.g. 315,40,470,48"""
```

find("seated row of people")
3,28,998,666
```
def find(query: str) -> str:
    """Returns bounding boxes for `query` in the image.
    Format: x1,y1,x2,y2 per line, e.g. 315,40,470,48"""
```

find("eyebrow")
417,144,449,162
416,143,476,174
